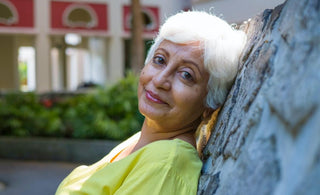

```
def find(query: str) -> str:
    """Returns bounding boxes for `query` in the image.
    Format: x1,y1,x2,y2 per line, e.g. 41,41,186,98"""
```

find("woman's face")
138,40,210,131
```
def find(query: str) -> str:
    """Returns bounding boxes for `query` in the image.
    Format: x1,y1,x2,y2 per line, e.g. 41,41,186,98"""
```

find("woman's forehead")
157,40,204,57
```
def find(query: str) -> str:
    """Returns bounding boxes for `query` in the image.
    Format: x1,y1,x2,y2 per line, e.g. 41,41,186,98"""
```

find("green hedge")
0,73,144,140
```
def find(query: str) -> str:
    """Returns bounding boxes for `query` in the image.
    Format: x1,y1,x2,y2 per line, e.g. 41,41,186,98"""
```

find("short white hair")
145,11,247,109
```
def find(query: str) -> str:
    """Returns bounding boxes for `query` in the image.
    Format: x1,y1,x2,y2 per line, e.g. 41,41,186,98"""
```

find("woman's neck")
132,120,197,153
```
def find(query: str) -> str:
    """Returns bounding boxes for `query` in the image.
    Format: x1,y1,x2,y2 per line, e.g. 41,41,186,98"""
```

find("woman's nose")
152,69,172,90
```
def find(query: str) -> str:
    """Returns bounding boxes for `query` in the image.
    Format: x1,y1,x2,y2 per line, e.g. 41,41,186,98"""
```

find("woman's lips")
145,90,166,104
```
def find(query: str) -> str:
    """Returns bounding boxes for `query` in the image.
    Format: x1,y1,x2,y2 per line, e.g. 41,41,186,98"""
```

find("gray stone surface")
0,159,78,195
0,136,120,164
197,0,320,194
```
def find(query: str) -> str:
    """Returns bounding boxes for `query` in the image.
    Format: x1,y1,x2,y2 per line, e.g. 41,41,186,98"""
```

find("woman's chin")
139,102,169,122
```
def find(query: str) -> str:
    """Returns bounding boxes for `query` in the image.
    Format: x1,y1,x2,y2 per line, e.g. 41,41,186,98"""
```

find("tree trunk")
197,0,320,194
130,0,144,74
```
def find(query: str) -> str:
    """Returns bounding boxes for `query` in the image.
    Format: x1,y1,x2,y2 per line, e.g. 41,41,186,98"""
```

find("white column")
88,37,107,85
108,37,124,82
35,0,51,92
108,1,124,83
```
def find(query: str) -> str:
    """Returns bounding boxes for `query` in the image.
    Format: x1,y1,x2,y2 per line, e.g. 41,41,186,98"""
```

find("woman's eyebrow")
155,48,169,56
156,47,203,76
182,60,202,75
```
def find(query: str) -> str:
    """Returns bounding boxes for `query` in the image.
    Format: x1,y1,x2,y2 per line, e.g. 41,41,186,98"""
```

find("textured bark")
197,0,320,194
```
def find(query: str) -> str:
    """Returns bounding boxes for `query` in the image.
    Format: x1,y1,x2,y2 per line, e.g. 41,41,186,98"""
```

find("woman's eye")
153,56,165,65
181,71,194,81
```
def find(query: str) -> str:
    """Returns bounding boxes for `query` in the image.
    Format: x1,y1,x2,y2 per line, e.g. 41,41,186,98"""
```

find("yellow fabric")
56,135,202,195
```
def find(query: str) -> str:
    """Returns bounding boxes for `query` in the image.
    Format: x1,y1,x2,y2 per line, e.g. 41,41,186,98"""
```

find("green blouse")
56,133,202,195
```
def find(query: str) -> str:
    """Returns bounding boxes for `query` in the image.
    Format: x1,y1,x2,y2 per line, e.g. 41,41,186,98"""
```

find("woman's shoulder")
129,139,202,191
135,139,202,167
106,140,202,195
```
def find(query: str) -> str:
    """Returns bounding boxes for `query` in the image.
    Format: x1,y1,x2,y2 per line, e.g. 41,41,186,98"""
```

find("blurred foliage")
0,73,144,140
18,61,28,89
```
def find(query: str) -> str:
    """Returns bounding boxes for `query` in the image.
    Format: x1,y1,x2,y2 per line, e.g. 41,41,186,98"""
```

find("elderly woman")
56,11,246,195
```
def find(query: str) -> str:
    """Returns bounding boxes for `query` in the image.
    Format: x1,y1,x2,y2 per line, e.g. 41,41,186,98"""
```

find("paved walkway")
0,159,79,195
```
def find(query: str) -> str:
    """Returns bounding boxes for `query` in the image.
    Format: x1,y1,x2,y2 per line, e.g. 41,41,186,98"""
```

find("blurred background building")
0,0,284,93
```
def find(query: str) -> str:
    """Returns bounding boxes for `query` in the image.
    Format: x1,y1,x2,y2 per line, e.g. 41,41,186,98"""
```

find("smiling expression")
138,40,210,132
